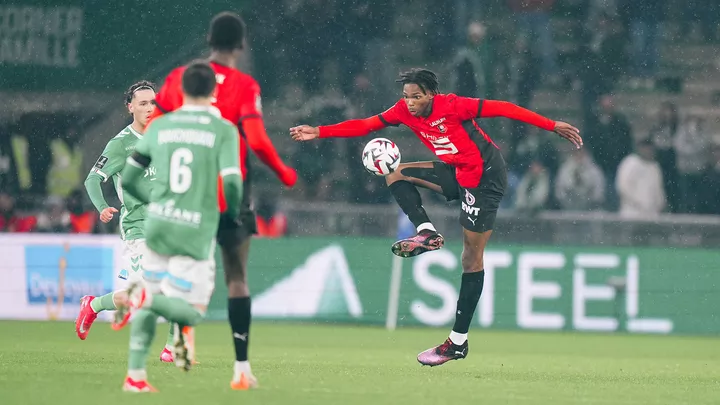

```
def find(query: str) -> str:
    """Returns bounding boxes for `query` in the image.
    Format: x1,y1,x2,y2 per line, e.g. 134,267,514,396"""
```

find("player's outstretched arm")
290,116,387,141
242,117,297,187
479,100,583,148
121,152,152,204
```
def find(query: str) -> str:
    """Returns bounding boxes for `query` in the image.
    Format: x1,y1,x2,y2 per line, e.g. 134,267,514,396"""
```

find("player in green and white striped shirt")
76,81,176,363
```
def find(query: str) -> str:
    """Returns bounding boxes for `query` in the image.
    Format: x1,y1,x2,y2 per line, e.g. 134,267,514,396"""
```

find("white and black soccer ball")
362,137,401,176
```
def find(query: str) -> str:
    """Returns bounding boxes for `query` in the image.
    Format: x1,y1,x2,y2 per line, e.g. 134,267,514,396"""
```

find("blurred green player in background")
77,81,176,363
116,60,244,392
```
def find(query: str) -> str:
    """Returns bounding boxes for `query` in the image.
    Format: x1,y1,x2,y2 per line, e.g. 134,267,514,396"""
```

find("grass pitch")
0,321,717,404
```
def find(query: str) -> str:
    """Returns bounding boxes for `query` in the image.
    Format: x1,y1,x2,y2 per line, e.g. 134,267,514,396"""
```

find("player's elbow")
83,175,98,190
245,136,265,153
242,118,269,149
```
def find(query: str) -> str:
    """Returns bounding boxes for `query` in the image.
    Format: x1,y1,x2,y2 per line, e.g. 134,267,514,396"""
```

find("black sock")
389,180,431,229
228,297,251,362
452,271,485,334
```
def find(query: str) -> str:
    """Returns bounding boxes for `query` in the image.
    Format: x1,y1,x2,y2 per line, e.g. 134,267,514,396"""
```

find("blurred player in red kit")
291,68,581,367
150,11,297,389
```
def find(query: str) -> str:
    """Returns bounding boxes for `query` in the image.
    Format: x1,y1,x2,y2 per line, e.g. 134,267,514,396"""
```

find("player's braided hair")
396,68,439,94
123,80,156,105
208,11,246,51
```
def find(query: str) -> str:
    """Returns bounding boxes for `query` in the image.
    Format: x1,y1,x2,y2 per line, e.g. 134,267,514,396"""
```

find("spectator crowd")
2,0,720,234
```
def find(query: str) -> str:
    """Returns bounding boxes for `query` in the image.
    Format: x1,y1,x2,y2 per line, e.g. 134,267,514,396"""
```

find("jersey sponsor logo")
462,202,480,216
94,155,108,169
255,95,263,114
461,189,480,218
148,200,203,228
462,190,479,216
144,166,157,179
428,118,447,133
465,189,476,206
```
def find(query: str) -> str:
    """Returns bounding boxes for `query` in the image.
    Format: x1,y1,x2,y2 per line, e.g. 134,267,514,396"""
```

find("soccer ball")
362,138,401,176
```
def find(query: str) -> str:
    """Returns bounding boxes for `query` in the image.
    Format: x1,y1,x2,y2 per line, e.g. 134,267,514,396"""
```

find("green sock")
128,309,158,371
165,323,176,348
90,292,117,313
149,295,203,326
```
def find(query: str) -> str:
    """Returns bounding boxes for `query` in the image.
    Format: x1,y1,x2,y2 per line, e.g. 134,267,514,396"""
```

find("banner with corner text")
1,234,719,335
0,0,245,91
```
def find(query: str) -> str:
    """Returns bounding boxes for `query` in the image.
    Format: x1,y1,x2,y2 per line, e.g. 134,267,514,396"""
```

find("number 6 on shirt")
170,148,194,194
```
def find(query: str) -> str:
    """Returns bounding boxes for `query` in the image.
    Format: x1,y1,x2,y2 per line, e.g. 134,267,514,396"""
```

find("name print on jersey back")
136,107,240,261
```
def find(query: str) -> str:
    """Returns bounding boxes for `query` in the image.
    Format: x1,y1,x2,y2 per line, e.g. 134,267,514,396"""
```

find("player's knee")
386,163,417,185
226,276,249,297
112,290,129,308
224,262,247,283
129,309,159,345
385,169,404,185
227,281,250,298
461,247,484,273
187,307,205,326
222,255,246,281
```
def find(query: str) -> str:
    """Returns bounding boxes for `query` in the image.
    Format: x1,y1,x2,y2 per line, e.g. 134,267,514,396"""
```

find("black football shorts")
400,158,507,233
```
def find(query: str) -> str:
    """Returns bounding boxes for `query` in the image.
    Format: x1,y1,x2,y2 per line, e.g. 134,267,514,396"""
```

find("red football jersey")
379,94,498,188
153,61,262,180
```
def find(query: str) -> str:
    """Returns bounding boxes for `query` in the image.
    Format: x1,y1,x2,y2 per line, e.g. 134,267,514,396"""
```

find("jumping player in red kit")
290,68,582,367
150,12,297,389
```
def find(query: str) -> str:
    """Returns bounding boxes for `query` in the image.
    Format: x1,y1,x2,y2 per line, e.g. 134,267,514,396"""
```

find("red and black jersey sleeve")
479,100,555,131
451,95,483,120
377,100,405,126
318,116,387,138
237,77,262,123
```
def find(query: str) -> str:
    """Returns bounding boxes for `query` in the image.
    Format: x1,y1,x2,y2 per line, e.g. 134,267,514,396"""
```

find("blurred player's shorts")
142,249,215,307
120,239,148,283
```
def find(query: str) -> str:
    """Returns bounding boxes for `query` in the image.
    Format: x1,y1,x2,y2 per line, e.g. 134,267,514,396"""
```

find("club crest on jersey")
437,124,447,133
